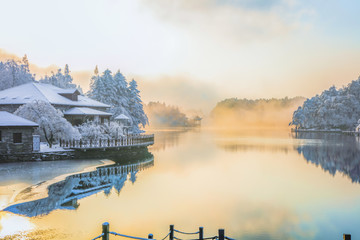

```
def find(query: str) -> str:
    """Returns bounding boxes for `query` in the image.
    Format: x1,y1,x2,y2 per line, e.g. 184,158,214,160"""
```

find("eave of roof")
64,107,112,116
0,83,110,108
0,111,39,127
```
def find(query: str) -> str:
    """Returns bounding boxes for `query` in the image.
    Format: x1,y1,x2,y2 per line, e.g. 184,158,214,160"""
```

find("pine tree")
111,70,131,119
88,69,113,104
22,54,30,73
87,70,148,133
63,64,73,87
128,79,148,132
39,65,82,92
0,59,34,90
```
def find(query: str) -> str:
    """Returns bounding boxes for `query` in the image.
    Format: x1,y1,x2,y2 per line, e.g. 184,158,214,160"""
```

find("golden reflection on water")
0,212,34,237
1,129,360,239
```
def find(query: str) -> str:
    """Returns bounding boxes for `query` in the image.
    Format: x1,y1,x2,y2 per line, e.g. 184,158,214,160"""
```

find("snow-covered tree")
22,55,30,73
87,69,148,133
87,69,112,104
39,65,83,93
0,59,34,90
14,100,80,147
290,76,360,130
128,79,148,132
110,71,131,119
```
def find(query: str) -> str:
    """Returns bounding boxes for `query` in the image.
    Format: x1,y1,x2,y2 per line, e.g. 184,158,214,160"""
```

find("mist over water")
208,97,305,130
1,129,360,240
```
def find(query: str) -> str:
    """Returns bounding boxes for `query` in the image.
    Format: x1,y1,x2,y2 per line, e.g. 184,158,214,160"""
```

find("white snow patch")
40,143,72,152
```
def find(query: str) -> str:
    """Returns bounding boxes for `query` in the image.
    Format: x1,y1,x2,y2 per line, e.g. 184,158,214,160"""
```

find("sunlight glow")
0,212,34,238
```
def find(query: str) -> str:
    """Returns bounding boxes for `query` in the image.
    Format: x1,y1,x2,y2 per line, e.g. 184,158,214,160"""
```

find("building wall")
0,127,34,155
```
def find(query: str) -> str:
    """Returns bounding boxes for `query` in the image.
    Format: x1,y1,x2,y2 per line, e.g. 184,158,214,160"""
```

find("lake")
1,129,360,240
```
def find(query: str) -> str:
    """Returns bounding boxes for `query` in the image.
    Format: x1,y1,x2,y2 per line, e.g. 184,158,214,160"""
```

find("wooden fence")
92,223,235,240
92,223,352,240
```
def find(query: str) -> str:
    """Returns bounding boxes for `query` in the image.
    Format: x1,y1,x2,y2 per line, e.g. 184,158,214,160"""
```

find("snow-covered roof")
57,89,80,94
0,83,109,108
0,111,38,127
115,114,130,120
64,107,112,116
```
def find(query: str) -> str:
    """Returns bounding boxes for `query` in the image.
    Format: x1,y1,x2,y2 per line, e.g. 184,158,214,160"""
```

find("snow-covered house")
0,82,111,125
0,111,38,156
64,107,112,125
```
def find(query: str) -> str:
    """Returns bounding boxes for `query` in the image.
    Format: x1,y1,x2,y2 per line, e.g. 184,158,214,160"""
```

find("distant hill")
210,96,305,129
144,101,201,128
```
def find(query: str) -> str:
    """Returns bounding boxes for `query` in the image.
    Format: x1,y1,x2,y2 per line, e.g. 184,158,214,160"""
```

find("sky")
1,0,360,111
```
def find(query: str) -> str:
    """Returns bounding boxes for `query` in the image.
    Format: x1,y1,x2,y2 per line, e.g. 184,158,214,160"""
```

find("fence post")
219,229,224,240
170,225,174,240
148,234,153,239
102,222,109,240
344,234,351,240
199,227,203,240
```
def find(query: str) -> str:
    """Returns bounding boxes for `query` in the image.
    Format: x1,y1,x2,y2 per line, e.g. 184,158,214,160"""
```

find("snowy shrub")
76,121,124,140
102,122,125,139
14,100,80,147
76,121,106,140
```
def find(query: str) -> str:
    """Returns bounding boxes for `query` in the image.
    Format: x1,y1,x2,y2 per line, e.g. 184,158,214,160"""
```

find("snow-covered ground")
40,142,72,152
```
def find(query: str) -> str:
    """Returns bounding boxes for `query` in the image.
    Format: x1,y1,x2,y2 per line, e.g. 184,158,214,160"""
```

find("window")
13,133,22,143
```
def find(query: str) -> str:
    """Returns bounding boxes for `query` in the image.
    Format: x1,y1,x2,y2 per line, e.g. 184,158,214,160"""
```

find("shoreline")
291,128,360,136
0,159,114,210
0,145,152,163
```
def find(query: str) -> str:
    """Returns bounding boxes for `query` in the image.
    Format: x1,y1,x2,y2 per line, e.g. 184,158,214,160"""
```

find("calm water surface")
1,129,360,240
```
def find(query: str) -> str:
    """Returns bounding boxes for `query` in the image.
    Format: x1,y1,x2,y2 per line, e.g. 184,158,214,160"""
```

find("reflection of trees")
4,157,154,217
148,130,186,152
294,132,360,183
216,143,292,153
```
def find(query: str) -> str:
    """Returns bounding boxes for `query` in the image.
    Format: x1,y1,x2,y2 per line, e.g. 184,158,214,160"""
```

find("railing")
92,223,352,240
60,134,154,149
343,131,360,136
92,223,234,240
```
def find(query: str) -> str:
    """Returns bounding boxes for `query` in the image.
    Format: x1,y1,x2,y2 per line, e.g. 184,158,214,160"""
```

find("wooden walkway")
59,134,154,150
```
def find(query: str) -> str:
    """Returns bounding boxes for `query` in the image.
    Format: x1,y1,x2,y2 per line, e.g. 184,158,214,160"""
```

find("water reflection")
3,157,154,217
293,132,360,183
214,134,295,154
147,129,187,152
216,141,293,153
